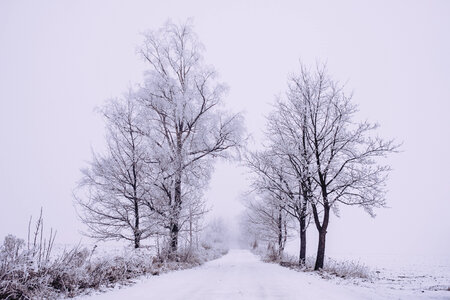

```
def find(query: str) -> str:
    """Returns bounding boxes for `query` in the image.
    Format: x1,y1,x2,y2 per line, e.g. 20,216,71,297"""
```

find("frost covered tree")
242,193,290,259
136,20,244,255
245,151,300,261
265,100,315,265
246,84,318,264
76,94,154,248
287,64,398,270
141,152,209,254
201,218,230,250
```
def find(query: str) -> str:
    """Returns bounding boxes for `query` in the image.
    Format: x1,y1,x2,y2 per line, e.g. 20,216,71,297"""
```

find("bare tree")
288,64,398,270
242,193,291,259
245,150,302,261
76,93,154,248
265,98,316,265
135,20,244,255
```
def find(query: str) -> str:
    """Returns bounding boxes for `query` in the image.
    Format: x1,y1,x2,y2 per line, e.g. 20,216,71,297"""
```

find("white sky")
1,0,449,256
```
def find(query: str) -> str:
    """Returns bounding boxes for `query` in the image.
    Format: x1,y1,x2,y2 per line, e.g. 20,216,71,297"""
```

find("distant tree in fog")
246,145,313,264
243,193,291,259
244,151,296,260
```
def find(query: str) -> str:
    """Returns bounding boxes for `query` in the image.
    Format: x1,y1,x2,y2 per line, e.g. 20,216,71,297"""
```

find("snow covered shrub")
200,241,212,250
200,218,230,253
81,247,157,290
0,215,229,299
0,235,30,299
0,235,25,265
321,258,373,279
0,243,158,298
0,239,92,299
264,243,283,262
278,254,373,279
154,218,230,267
0,238,227,299
47,246,93,295
278,253,302,268
163,241,227,268
0,210,59,299
261,248,372,280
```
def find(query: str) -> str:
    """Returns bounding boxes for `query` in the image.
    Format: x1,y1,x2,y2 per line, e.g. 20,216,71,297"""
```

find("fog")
1,0,449,256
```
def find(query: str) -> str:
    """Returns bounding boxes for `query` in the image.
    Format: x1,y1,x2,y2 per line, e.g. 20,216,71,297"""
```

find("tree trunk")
156,233,160,257
299,215,306,265
277,208,283,258
195,219,199,250
169,222,179,255
169,130,183,257
169,174,182,256
298,184,309,265
314,204,329,270
134,231,140,248
189,206,193,249
314,228,327,270
134,197,140,248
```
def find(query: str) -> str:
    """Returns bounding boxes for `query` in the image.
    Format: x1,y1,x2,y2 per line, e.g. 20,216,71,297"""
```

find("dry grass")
0,234,227,299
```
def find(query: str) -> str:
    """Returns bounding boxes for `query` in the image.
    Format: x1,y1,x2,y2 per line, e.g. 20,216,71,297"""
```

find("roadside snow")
323,252,450,295
78,249,449,300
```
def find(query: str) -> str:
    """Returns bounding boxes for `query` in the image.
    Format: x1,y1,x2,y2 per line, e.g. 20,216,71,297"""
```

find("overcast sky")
1,0,449,256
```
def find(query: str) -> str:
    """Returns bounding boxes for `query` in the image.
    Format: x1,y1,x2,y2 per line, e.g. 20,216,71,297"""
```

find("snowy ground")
78,249,449,300
324,252,450,295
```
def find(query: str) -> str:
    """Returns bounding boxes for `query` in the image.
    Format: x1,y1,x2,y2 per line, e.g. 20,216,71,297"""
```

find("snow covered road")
81,249,448,300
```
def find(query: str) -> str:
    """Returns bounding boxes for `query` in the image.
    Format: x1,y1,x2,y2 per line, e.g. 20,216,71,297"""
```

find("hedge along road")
78,249,435,300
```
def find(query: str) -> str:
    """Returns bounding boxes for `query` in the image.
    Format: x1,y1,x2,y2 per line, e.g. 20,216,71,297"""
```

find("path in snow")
81,249,447,300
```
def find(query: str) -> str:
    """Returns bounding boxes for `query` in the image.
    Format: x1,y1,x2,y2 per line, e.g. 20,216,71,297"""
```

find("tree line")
75,20,244,257
75,20,398,268
242,64,398,269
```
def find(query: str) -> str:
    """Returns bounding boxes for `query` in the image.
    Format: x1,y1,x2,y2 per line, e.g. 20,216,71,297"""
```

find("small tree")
245,150,301,261
76,94,154,248
265,97,316,265
242,193,290,259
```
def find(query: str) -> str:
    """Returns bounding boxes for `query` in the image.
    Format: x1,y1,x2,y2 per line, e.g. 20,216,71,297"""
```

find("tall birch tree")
136,20,244,254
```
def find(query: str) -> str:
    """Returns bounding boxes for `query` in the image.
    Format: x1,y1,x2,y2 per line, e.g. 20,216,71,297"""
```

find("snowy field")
77,249,450,300
324,252,450,294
